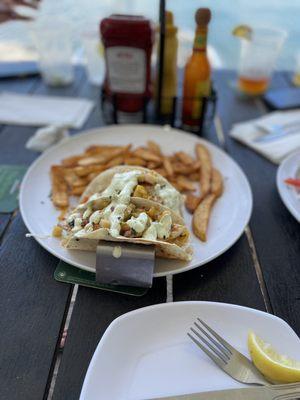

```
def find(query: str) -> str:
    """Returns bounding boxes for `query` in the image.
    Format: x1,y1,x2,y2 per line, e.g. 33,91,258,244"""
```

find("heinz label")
106,46,146,94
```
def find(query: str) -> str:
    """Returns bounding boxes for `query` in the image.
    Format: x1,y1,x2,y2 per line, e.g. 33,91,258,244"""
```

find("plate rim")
276,150,300,223
20,124,253,277
80,300,297,399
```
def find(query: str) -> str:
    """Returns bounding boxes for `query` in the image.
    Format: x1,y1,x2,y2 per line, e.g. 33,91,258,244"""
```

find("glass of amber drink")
238,27,287,96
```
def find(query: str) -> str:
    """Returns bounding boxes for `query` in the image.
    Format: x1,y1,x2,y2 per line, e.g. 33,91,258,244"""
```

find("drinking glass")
81,31,104,86
32,18,74,86
238,27,287,96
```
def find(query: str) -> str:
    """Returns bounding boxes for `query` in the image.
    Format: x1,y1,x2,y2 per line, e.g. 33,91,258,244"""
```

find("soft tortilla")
62,198,192,261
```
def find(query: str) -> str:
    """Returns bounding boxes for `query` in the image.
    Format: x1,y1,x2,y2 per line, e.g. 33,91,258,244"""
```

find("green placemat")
54,261,149,297
0,164,27,213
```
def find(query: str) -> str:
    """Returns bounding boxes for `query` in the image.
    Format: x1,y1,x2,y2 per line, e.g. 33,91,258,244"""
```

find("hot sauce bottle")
100,15,154,123
182,8,211,131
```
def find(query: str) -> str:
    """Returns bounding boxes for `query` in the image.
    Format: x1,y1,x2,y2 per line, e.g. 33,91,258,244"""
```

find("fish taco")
61,197,192,263
80,166,184,216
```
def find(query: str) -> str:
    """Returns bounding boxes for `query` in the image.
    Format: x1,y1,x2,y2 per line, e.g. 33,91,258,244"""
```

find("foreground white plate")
80,301,300,400
277,150,300,223
20,125,252,277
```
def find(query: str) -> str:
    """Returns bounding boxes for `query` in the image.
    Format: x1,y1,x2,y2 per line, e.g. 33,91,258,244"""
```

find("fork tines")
187,318,234,367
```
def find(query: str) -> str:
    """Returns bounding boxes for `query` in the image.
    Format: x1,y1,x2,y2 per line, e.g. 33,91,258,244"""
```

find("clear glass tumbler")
81,31,104,86
32,18,74,87
238,27,287,96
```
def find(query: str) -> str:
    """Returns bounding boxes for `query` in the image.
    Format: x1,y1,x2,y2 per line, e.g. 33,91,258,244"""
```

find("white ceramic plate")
80,301,300,400
277,150,300,223
20,125,252,277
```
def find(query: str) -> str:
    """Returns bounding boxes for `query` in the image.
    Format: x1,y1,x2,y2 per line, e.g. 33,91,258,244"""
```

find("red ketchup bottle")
100,15,154,123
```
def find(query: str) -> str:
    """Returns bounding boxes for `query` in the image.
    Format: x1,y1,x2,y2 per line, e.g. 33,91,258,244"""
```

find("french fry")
85,145,125,155
169,181,181,191
147,140,162,156
195,144,212,199
105,155,124,168
192,193,216,241
176,151,194,165
78,147,126,166
62,155,85,167
189,172,200,181
146,160,162,169
64,169,88,188
173,161,201,175
163,157,174,177
78,155,107,166
51,166,69,208
124,156,147,166
185,194,200,213
134,147,162,162
71,185,86,196
177,175,196,192
168,154,178,163
211,168,223,198
153,167,167,177
58,208,68,220
73,165,106,177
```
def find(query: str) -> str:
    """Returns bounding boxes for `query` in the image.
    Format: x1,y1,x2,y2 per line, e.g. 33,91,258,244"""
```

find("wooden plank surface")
0,215,72,400
174,235,265,311
214,70,300,333
0,70,86,399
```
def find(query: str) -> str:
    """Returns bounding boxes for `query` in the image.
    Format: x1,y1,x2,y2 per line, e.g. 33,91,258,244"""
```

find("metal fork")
187,318,270,386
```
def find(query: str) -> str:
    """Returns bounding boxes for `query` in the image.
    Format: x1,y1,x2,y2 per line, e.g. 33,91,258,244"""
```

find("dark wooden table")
0,68,299,400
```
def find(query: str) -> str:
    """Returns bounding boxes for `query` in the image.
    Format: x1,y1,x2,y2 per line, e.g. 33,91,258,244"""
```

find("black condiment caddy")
100,0,217,135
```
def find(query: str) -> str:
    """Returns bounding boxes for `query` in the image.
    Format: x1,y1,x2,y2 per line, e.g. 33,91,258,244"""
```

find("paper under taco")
61,197,192,261
80,166,184,216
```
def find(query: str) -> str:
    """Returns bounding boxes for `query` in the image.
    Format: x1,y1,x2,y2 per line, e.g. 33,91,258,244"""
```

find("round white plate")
20,125,252,277
80,301,300,399
277,150,300,223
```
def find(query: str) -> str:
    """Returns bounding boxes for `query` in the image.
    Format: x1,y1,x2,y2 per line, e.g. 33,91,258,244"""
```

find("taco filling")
63,199,189,248
80,168,183,215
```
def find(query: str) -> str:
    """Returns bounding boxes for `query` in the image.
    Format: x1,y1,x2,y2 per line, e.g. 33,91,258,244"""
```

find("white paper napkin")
26,125,70,152
0,92,94,128
230,110,300,164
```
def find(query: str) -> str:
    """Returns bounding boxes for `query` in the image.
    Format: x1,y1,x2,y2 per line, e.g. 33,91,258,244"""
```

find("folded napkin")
0,92,94,128
230,110,300,164
26,125,70,152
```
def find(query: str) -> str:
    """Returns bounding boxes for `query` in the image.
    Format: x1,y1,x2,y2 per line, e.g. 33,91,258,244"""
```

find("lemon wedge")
232,25,252,40
248,331,300,383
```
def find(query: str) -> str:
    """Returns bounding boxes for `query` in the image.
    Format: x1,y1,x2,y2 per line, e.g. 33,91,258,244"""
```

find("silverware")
254,122,300,143
146,382,300,399
187,318,269,385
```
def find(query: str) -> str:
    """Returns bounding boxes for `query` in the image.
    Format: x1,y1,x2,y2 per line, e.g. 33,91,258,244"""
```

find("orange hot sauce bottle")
182,8,211,131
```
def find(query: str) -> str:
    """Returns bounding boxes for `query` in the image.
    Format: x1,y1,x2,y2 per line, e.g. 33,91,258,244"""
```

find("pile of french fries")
51,141,223,242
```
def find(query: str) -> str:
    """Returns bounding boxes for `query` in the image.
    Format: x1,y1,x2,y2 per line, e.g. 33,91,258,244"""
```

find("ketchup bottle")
100,15,154,122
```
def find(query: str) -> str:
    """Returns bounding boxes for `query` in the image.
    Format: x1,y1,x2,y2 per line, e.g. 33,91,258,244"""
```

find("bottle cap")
164,10,177,35
195,8,211,27
165,10,174,25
